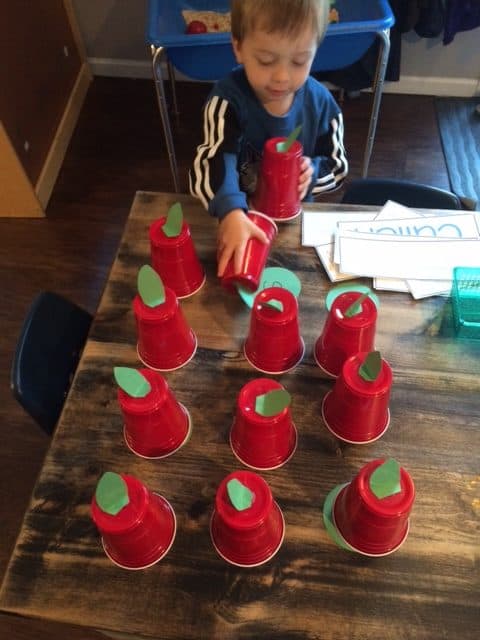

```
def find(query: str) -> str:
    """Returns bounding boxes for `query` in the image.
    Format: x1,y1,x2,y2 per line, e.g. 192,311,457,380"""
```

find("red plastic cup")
244,286,304,374
333,459,415,556
322,352,393,444
230,378,297,470
118,368,191,458
133,285,197,371
210,470,285,567
221,211,278,293
149,217,205,298
314,291,377,378
251,137,303,221
91,474,176,569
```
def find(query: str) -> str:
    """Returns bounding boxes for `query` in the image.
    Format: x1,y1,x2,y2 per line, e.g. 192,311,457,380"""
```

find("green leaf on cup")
95,472,129,515
369,459,402,499
227,478,254,511
113,367,151,398
276,124,302,153
344,289,371,318
261,299,283,312
138,264,165,307
162,202,183,238
358,350,382,382
255,388,291,417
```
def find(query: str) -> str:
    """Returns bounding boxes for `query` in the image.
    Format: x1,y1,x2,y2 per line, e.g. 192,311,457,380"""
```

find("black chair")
11,292,92,436
341,178,462,210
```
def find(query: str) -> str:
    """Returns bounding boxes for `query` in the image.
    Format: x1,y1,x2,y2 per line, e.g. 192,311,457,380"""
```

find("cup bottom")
101,493,176,570
244,338,305,375
313,348,339,379
332,486,410,557
321,391,391,444
210,502,285,567
136,333,197,372
177,271,207,299
228,423,298,471
123,404,192,459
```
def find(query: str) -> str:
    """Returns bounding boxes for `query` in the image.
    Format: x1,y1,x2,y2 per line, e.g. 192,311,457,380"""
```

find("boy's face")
232,24,317,116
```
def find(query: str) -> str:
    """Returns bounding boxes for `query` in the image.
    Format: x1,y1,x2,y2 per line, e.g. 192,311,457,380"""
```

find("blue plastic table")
146,1,395,191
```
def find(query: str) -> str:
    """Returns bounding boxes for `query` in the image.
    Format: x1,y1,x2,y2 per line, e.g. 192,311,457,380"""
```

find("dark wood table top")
1,192,479,640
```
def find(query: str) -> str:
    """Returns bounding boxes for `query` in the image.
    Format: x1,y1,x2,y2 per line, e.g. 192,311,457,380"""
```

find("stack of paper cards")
302,201,480,299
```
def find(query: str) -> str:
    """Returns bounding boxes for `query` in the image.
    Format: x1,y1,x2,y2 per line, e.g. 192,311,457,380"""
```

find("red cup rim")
136,332,197,372
321,391,391,444
246,210,279,235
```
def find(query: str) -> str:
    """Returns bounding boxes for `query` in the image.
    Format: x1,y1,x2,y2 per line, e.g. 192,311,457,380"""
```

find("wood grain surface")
1,192,478,640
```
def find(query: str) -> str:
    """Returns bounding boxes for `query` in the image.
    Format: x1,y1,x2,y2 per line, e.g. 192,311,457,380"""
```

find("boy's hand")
298,156,314,200
217,209,268,277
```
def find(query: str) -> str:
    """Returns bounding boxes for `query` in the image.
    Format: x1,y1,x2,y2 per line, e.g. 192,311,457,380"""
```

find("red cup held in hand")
332,459,415,556
230,378,297,470
314,290,377,378
91,472,176,569
210,470,285,567
115,367,191,459
322,351,393,444
251,137,303,221
221,211,278,293
244,286,304,374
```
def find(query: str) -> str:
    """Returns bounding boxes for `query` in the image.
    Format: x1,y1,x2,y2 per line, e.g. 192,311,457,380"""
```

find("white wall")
72,0,480,96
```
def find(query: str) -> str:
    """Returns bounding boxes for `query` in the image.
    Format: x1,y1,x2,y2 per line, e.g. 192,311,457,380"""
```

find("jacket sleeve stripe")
190,96,229,208
311,113,348,194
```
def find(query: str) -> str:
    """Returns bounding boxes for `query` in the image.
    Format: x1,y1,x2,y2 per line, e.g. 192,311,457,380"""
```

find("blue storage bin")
146,0,394,80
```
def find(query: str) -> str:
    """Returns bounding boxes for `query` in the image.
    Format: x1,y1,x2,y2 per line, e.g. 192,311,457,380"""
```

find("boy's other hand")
299,156,314,200
217,209,268,277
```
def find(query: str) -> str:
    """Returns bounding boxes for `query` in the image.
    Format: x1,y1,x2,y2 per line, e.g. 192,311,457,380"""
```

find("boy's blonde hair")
231,0,329,44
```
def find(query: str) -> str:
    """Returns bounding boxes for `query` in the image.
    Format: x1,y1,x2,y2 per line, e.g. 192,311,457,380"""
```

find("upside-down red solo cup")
91,474,176,569
133,285,197,371
149,217,205,298
210,470,285,567
118,368,191,458
251,138,303,221
314,291,377,378
244,287,304,374
221,211,278,293
322,352,393,444
230,378,297,470
333,459,415,556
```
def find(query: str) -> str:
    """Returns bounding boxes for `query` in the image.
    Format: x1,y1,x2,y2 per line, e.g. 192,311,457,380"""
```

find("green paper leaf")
369,459,402,499
359,350,382,382
276,124,302,152
260,298,283,312
95,472,129,515
114,367,151,398
344,289,371,318
138,264,165,307
162,202,183,238
237,266,301,309
227,478,254,511
255,388,291,416
326,285,379,312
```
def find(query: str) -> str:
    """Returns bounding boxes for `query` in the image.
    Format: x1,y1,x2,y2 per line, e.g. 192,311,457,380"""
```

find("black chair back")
11,292,92,435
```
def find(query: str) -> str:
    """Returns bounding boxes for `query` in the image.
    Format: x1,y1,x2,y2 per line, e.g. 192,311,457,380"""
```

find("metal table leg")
361,29,391,177
150,45,181,193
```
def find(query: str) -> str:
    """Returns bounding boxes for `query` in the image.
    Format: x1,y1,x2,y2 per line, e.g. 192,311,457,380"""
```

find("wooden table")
1,192,479,640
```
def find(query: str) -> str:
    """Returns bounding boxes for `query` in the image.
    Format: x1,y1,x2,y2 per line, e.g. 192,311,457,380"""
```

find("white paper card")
301,210,378,246
338,233,480,280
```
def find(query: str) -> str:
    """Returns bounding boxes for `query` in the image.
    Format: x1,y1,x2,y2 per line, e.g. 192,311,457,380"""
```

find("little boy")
189,0,348,277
